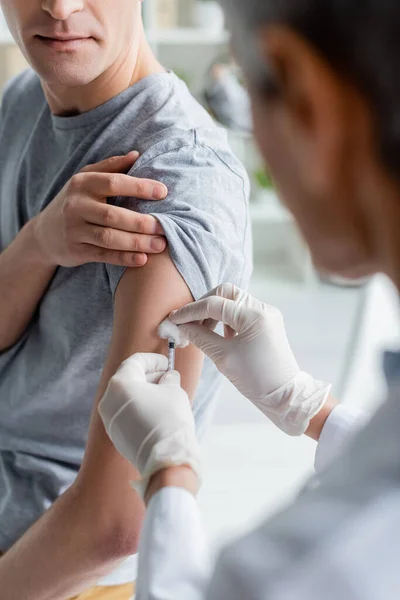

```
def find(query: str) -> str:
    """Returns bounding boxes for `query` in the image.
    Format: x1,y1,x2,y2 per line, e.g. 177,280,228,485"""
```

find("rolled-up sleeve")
105,138,251,301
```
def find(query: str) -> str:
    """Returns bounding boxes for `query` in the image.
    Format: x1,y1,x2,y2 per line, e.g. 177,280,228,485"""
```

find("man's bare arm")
0,152,167,352
0,250,203,600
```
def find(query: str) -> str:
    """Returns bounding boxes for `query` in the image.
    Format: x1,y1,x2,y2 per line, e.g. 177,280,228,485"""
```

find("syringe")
168,340,176,371
158,319,189,372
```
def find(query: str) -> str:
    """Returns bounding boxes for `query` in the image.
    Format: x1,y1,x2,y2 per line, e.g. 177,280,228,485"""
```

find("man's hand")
99,353,202,498
170,283,333,437
32,151,167,268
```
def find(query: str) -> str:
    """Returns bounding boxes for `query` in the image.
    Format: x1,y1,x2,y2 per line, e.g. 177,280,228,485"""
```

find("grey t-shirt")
0,70,252,584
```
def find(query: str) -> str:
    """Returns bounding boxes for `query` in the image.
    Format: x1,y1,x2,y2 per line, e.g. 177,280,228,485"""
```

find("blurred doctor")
99,0,400,598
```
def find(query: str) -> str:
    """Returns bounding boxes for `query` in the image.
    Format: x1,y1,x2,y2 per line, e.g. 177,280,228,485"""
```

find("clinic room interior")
0,1,399,599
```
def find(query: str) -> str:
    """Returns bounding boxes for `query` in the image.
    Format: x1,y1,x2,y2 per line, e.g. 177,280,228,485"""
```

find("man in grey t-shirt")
0,1,252,599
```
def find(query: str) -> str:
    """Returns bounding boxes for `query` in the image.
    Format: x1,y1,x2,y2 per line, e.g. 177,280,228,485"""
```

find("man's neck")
42,29,165,116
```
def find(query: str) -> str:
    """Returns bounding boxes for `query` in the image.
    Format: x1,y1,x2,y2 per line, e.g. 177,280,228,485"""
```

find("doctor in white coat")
99,0,400,597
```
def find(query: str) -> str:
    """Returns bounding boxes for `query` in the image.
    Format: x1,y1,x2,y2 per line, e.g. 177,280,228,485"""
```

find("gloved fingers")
171,296,243,332
178,323,227,359
170,282,245,326
98,382,131,436
224,324,237,339
146,371,168,384
202,317,219,332
158,370,182,386
128,353,169,377
200,282,244,302
202,319,236,339
117,353,168,384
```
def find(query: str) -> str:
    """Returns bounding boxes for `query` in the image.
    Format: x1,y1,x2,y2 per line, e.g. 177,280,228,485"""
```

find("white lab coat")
135,389,400,599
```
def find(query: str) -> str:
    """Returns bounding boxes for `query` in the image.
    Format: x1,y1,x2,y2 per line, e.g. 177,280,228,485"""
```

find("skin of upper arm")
74,250,204,555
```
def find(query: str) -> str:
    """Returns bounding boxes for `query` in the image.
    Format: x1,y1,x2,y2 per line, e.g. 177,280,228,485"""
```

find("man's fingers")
85,226,166,254
79,172,168,201
81,244,148,267
86,202,165,236
170,296,242,332
80,151,139,174
77,153,168,200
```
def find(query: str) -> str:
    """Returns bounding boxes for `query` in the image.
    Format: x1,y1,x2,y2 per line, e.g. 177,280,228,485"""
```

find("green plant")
254,168,274,190
173,68,191,88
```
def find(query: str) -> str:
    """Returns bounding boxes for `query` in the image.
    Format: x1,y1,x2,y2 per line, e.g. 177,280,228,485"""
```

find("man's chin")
33,62,101,87
25,45,102,87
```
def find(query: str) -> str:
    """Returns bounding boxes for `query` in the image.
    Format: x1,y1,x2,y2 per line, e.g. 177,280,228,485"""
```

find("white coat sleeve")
315,404,368,472
136,487,210,600
136,406,368,599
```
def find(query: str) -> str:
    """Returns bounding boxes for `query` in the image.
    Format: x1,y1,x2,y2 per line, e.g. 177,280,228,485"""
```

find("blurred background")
1,0,399,560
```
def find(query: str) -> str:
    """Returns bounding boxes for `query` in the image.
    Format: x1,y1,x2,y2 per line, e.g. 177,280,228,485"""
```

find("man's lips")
36,35,93,50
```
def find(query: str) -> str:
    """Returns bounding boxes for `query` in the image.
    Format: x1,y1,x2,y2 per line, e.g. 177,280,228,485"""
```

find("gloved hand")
98,353,202,497
170,283,331,436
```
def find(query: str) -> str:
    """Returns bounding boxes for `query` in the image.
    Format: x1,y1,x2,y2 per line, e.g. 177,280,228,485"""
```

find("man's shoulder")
1,69,42,113
137,125,248,193
121,124,252,295
111,76,253,295
125,73,248,187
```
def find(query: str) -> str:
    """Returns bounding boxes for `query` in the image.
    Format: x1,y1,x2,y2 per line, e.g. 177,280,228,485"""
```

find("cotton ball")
158,319,189,348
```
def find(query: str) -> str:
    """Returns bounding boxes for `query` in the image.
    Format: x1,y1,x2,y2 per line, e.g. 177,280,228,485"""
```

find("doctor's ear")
254,25,363,196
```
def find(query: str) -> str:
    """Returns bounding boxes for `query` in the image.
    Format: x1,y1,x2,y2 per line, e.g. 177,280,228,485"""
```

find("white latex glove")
170,283,331,436
98,353,202,497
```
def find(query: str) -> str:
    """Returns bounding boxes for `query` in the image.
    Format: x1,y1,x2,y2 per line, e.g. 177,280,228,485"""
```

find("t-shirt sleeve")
105,140,252,301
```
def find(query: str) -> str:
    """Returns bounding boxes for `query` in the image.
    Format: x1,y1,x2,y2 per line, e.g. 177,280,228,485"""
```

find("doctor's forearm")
306,395,339,441
145,466,199,504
